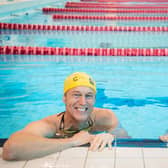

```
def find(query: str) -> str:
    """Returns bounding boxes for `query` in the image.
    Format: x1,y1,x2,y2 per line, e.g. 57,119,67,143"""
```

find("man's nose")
78,96,87,105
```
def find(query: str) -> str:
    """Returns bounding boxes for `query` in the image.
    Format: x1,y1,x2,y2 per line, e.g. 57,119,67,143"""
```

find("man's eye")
86,95,94,98
73,94,81,97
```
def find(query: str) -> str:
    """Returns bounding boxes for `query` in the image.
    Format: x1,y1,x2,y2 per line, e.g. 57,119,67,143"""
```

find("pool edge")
0,138,167,148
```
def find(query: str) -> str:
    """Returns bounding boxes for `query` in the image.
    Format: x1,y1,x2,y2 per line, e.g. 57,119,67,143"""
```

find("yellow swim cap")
64,72,96,94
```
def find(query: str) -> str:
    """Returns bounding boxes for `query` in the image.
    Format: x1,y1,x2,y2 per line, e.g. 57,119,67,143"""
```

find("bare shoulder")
93,107,116,118
22,113,60,137
92,107,118,130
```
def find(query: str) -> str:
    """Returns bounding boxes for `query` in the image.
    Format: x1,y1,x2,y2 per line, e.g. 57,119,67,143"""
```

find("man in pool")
2,72,129,161
160,130,168,142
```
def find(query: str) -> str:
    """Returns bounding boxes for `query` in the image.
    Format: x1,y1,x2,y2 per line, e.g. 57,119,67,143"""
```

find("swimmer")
160,135,168,142
3,72,129,161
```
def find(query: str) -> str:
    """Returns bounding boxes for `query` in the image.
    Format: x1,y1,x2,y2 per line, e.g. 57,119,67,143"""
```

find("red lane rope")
65,2,168,9
42,8,168,13
53,14,168,21
67,1,168,6
68,2,168,6
81,0,168,2
1,46,168,56
1,23,168,32
100,0,168,2
78,3,168,7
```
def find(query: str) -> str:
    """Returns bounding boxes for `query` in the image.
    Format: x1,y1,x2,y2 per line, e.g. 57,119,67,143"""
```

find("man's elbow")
2,141,17,161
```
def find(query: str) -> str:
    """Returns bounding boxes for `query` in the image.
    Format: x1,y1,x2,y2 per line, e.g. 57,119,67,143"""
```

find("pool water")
1,1,168,27
1,11,168,27
0,57,168,139
0,0,168,139
1,31,168,49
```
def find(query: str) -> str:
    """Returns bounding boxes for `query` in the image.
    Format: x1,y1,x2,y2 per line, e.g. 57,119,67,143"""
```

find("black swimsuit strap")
59,111,94,132
59,112,65,130
57,111,65,117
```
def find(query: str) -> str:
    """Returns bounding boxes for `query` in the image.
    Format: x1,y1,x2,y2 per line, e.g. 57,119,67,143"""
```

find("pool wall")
0,138,167,148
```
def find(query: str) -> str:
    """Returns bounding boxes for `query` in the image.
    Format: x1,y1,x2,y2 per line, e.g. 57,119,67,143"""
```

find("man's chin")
74,115,88,122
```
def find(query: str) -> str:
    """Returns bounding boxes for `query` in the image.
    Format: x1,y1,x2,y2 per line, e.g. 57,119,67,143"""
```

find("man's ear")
94,95,96,104
63,94,66,103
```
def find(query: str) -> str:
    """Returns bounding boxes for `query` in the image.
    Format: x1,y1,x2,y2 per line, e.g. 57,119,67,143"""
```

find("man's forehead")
69,86,95,94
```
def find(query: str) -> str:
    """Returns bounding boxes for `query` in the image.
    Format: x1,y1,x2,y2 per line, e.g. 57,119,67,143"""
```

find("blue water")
1,31,168,49
1,1,168,27
1,12,168,27
0,57,168,138
0,0,168,139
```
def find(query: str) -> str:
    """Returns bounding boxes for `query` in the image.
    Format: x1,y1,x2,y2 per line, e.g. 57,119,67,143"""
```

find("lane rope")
1,23,168,32
65,2,168,9
81,0,168,2
1,46,168,56
42,8,168,13
52,14,168,21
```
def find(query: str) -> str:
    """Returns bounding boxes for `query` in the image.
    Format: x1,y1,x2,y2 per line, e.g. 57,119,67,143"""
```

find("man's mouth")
74,107,88,112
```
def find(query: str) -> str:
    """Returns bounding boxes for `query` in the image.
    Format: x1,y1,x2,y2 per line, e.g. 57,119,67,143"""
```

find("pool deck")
0,0,32,5
0,0,28,5
0,146,168,168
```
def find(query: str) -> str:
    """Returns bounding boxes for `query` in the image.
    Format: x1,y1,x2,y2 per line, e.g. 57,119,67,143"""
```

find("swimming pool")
0,56,168,139
0,0,168,141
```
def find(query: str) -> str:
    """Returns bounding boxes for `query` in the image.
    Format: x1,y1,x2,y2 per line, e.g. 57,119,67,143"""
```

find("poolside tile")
1,146,167,168
143,148,168,168
144,158,168,168
86,148,115,168
87,147,115,158
55,157,86,168
24,152,59,168
85,158,115,168
115,158,144,168
59,147,88,158
116,147,143,158
0,159,26,168
0,148,26,168
115,147,144,168
54,147,88,168
143,148,168,158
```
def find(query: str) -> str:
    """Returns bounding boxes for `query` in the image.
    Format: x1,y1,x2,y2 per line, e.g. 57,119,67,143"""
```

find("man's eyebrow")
71,91,81,93
87,92,94,95
71,91,94,94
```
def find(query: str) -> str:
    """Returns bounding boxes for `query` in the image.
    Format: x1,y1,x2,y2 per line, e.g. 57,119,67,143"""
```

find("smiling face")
63,86,96,122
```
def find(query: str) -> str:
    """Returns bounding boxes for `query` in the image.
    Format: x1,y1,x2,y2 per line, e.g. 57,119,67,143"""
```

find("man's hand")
89,133,115,151
160,135,168,142
71,131,95,146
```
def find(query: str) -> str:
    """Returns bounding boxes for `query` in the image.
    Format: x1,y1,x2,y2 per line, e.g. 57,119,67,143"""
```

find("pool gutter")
0,138,167,148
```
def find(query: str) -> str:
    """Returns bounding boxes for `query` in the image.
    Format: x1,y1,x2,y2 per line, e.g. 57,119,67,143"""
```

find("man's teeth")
76,107,87,111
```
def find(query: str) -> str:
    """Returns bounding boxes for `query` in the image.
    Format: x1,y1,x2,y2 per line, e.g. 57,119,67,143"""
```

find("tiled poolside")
0,146,168,168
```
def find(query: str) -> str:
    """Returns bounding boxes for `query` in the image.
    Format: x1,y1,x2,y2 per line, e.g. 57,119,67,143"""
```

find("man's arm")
102,109,130,138
89,108,130,151
2,120,93,161
109,122,130,138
